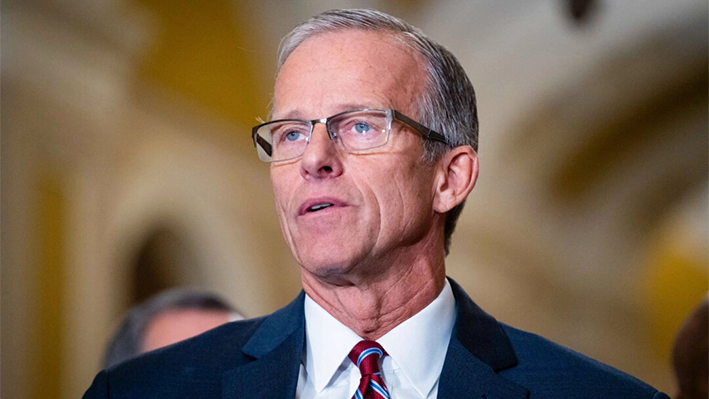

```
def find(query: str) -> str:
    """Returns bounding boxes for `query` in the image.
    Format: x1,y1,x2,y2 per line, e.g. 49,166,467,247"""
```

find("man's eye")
353,122,371,134
285,131,302,141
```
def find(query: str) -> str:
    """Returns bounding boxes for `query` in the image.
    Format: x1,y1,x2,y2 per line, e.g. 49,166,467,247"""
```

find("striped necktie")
348,340,390,399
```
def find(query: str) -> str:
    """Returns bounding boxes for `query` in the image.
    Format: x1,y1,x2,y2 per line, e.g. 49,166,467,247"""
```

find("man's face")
270,30,443,281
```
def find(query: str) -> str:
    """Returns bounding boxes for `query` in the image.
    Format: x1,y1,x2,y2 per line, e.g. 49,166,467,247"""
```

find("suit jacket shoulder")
83,292,306,399
501,324,667,398
443,278,670,399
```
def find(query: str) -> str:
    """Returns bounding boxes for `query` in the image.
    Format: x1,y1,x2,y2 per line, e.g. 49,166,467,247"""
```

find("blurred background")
2,0,707,398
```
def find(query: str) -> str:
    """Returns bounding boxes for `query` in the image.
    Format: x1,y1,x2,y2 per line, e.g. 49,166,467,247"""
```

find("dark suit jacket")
84,279,669,398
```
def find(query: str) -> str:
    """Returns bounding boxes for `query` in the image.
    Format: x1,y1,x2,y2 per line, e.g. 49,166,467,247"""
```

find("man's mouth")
299,198,343,215
307,203,334,212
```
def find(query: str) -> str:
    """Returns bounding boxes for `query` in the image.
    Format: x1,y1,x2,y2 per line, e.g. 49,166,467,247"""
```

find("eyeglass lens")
256,109,390,162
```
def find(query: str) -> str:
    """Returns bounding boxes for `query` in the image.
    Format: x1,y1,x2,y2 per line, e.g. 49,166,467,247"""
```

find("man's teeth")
309,203,333,212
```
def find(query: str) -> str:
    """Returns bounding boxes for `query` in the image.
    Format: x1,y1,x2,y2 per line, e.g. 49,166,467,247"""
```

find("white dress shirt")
296,279,456,399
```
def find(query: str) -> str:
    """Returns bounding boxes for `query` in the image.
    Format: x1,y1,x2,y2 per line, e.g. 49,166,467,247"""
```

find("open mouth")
307,203,334,212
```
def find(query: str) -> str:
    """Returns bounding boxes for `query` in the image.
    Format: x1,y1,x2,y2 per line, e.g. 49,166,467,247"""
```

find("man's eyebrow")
336,103,379,113
272,104,384,121
274,110,306,120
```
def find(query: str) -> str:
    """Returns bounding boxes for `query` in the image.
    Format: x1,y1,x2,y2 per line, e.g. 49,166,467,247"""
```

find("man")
672,297,708,399
103,288,242,368
84,9,669,398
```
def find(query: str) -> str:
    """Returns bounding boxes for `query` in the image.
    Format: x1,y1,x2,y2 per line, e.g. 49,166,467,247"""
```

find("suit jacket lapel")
222,292,306,399
222,280,529,399
439,279,529,399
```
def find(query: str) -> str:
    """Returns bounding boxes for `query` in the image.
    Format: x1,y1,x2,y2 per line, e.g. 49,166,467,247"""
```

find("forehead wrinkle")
276,103,386,121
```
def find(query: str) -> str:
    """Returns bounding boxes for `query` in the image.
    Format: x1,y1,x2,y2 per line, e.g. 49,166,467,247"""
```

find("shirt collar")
303,279,456,397
303,293,362,392
378,279,456,398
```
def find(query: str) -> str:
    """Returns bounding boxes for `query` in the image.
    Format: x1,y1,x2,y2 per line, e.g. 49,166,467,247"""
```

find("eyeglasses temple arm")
252,129,273,156
392,110,448,145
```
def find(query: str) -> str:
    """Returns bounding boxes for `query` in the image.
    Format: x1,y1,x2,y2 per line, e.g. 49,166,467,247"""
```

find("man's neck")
301,252,446,340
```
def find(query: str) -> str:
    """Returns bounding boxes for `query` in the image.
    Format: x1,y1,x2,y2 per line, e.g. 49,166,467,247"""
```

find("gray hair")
277,9,478,254
103,288,238,369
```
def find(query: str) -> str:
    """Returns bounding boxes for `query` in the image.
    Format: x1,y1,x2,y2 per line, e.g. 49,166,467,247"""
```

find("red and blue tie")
348,340,390,399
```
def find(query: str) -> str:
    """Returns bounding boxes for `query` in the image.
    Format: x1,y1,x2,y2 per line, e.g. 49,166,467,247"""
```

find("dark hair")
672,297,709,399
103,288,236,368
277,9,478,254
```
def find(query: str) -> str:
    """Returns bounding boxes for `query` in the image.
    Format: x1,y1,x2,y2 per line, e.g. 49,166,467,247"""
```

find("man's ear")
432,146,479,213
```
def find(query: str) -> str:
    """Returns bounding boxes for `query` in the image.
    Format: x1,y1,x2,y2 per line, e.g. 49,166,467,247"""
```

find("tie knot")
348,340,386,376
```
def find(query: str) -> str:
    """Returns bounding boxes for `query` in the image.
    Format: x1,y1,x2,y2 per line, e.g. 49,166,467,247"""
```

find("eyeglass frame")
251,108,449,162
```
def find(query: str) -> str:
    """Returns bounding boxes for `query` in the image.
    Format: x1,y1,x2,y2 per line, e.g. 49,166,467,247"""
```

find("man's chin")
298,257,363,286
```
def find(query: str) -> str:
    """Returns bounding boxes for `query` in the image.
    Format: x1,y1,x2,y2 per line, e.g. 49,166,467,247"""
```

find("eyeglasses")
252,108,448,162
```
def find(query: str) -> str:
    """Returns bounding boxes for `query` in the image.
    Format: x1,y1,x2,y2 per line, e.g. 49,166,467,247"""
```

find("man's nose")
299,123,343,179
